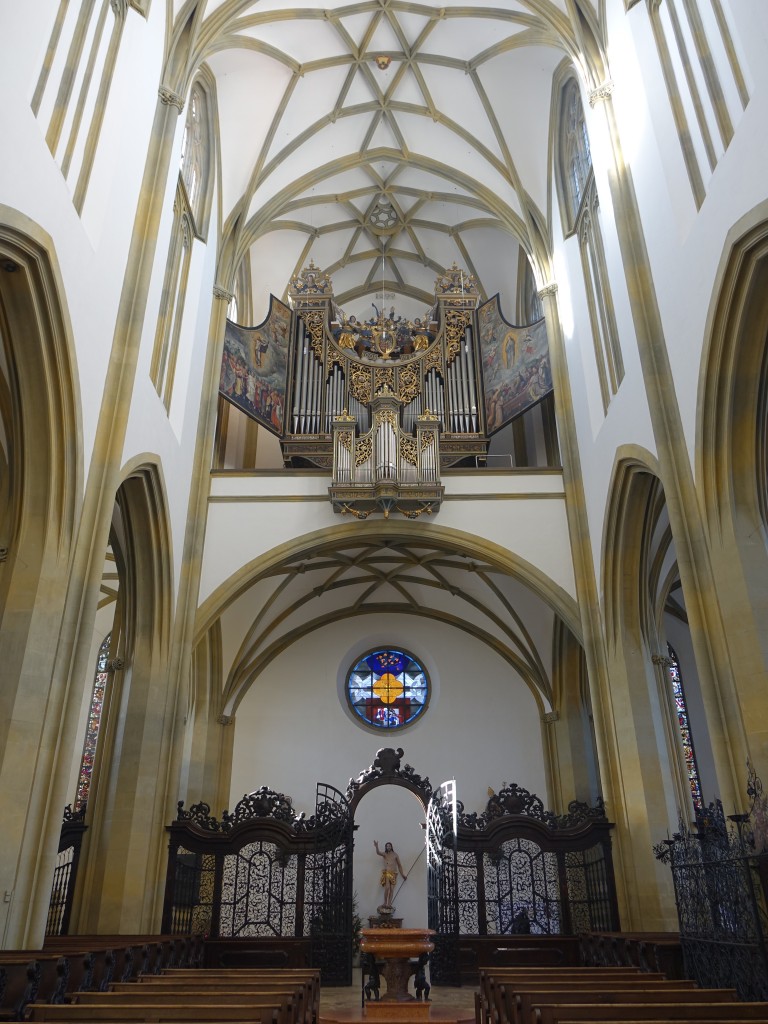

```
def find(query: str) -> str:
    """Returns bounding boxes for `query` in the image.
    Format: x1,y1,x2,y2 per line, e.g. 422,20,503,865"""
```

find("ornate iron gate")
655,787,768,1001
308,782,353,986
427,782,459,984
46,805,87,936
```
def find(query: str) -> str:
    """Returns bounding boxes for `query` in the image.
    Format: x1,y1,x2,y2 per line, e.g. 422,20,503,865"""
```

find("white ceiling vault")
188,0,590,322
213,536,567,715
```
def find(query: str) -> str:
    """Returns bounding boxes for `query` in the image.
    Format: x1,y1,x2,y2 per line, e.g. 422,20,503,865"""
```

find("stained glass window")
346,648,429,730
74,633,111,813
667,643,703,812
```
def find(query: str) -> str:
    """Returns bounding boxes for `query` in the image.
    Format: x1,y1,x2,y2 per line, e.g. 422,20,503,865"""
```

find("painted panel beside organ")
219,296,291,434
477,296,552,434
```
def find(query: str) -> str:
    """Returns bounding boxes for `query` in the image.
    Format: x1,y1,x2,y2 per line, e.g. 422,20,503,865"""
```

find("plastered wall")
228,613,549,921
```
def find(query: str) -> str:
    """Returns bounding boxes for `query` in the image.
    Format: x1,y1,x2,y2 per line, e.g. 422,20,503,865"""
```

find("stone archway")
0,213,82,947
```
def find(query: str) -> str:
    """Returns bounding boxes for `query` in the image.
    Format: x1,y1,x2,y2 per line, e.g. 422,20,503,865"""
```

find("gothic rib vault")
194,0,580,320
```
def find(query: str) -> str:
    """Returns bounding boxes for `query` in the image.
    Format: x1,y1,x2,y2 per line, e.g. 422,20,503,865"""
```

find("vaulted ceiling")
186,0,584,322
208,535,570,714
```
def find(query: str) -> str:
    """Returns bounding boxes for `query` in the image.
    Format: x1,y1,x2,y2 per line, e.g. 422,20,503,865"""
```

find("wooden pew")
476,968,665,1024
530,1003,768,1024
507,987,734,1024
488,978,700,1024
27,999,294,1024
142,968,320,1015
0,960,41,1021
77,986,312,1024
0,956,72,1018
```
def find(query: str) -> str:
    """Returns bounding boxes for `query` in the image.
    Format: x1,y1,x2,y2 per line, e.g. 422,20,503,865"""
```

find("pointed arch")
0,210,83,946
696,202,768,779
74,457,175,933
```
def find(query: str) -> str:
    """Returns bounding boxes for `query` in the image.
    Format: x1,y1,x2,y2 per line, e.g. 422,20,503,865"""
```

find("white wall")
553,0,768,584
229,614,549,903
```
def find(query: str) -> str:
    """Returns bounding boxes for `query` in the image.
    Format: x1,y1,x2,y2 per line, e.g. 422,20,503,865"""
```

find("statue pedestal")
359,927,435,1005
368,915,403,929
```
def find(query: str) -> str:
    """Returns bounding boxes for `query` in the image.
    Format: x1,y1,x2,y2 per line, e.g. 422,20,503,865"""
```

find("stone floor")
319,969,477,1024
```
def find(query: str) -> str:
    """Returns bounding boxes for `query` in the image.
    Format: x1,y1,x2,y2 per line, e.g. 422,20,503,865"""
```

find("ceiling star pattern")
195,0,582,319
213,537,567,715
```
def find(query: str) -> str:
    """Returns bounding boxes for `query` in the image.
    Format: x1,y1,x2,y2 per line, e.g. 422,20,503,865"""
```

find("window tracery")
150,78,214,409
346,648,429,730
556,78,624,412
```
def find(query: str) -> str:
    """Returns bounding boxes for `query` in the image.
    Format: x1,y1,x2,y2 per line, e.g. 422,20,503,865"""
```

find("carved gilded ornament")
298,308,326,360
443,306,471,365
376,367,395,394
375,408,398,429
400,437,418,466
355,436,373,467
397,363,421,404
338,431,354,452
289,259,333,296
425,343,443,374
435,262,478,296
349,364,373,404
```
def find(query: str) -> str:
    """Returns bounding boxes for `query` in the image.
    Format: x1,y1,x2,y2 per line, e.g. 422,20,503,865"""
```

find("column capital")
213,284,235,303
158,86,185,112
589,80,615,107
538,282,558,298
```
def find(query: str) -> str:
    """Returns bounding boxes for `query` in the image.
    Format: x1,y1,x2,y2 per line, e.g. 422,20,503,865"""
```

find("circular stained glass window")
346,648,429,730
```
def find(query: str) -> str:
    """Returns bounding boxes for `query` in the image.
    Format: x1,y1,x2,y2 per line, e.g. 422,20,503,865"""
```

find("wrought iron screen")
219,842,298,937
166,847,215,935
308,783,353,986
427,783,459,985
485,838,561,934
46,844,75,937
655,785,768,1001
565,842,616,932
163,756,615,989
45,805,87,937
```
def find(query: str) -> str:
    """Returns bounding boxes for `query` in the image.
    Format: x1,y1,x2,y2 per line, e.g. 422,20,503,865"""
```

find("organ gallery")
219,262,552,517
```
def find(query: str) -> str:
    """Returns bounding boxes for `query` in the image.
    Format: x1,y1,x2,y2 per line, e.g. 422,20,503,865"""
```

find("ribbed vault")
178,0,591,319
206,534,575,715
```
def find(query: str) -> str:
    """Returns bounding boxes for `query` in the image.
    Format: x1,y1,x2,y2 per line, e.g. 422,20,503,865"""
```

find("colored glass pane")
74,634,111,813
346,648,428,730
667,643,703,812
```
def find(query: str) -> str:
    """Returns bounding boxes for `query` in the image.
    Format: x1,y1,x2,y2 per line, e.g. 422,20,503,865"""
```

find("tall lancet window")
151,79,214,410
645,0,748,210
667,643,703,813
74,633,111,813
180,84,210,228
556,78,623,413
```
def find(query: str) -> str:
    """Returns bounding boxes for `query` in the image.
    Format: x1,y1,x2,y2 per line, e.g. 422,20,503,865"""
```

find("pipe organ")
219,260,553,519
284,262,487,517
